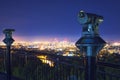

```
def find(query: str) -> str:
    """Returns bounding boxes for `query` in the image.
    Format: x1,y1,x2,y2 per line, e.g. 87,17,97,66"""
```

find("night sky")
0,0,120,42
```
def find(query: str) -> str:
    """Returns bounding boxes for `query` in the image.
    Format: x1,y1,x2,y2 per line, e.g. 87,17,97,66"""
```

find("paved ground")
0,72,22,80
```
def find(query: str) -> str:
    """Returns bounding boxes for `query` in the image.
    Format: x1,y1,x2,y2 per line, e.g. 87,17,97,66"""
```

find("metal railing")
11,53,85,80
0,49,120,80
97,61,120,80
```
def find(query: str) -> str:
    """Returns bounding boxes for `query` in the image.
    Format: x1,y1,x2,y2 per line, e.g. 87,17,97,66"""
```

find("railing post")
75,10,106,80
3,29,15,80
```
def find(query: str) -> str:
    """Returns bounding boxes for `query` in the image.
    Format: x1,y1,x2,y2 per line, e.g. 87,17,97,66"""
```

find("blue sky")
0,0,120,41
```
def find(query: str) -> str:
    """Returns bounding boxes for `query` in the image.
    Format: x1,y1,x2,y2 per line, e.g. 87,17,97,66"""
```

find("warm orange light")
37,55,54,67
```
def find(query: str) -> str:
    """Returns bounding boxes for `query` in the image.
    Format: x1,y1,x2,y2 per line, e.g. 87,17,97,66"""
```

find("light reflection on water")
37,55,54,67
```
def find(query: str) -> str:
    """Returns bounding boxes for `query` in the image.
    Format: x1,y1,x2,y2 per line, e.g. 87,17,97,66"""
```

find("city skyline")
0,0,120,41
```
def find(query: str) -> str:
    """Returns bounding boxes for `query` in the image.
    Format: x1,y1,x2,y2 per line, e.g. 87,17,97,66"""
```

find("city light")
1,39,76,51
112,42,120,46
37,55,54,67
1,40,120,55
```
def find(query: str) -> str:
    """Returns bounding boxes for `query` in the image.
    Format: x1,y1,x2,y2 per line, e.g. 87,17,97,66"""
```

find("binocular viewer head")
78,10,103,24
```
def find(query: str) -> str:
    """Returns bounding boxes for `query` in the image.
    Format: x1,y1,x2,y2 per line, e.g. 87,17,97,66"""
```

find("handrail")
97,61,120,69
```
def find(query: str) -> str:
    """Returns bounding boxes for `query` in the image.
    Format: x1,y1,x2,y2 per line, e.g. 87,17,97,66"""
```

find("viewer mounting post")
3,29,15,80
75,11,106,80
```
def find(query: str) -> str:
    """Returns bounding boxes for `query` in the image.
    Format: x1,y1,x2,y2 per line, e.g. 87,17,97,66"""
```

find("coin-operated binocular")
76,10,106,80
76,10,106,56
78,10,103,36
3,29,15,46
3,29,15,80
